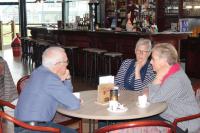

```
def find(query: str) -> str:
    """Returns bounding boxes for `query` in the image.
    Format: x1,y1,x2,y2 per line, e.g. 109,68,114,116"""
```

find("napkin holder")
97,83,114,104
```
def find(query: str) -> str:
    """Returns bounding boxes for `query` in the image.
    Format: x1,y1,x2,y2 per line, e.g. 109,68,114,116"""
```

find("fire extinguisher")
11,33,21,57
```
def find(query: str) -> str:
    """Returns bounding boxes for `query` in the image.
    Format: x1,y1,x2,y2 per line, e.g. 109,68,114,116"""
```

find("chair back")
95,120,175,133
192,80,200,96
0,111,60,133
172,113,200,132
0,99,60,133
192,80,200,106
16,75,30,95
0,99,15,110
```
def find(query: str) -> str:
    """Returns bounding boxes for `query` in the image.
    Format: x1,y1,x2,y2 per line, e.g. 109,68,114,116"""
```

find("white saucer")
136,102,150,108
107,106,128,113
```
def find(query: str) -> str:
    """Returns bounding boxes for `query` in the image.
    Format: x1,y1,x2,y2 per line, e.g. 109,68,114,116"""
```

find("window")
66,1,89,23
26,0,89,24
26,3,62,24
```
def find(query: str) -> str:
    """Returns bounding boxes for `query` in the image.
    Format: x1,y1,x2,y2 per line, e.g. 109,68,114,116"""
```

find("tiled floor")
1,48,200,133
0,48,31,84
0,48,98,133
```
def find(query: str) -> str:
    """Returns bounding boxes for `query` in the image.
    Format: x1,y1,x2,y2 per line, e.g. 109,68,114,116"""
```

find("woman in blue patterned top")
115,38,155,91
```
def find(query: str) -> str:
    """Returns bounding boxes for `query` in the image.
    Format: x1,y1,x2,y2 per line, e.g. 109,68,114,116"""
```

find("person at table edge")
14,47,80,133
115,38,155,91
146,43,200,132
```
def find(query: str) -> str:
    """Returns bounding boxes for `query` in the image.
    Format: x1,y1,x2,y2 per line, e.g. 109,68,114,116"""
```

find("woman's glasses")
136,49,150,54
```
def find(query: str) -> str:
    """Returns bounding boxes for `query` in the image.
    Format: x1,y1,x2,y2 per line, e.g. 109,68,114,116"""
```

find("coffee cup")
109,100,119,111
138,95,147,108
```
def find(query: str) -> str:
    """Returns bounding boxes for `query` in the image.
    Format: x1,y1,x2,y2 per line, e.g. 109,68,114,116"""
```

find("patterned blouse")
115,59,155,91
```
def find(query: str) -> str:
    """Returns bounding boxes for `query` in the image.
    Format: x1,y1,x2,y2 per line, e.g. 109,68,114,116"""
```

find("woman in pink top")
147,43,200,132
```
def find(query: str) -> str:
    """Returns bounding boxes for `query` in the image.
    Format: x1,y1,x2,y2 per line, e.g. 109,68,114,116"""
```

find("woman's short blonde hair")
152,43,178,65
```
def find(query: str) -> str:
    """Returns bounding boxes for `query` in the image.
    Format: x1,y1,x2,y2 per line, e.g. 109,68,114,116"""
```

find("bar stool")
89,48,107,83
21,37,33,64
35,40,51,67
82,48,98,81
62,46,79,80
104,52,123,75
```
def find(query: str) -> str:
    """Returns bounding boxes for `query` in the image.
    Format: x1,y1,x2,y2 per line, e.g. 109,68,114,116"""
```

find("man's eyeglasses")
136,49,150,54
55,60,69,65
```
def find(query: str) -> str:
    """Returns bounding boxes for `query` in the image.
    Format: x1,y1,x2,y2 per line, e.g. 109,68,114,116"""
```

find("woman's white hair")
135,38,152,51
152,43,178,65
42,47,66,68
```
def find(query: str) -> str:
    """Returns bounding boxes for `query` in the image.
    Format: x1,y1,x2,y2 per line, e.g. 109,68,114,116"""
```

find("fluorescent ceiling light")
194,6,200,9
173,6,178,9
186,5,192,9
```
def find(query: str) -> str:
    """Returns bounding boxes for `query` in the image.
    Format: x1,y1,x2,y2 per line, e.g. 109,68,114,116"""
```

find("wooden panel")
28,27,190,77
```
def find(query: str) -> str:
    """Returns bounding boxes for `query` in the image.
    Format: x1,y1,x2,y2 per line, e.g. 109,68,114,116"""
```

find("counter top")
27,26,191,36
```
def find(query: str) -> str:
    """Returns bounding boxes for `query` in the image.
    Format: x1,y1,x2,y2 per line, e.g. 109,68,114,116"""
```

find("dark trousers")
98,115,186,133
14,121,77,133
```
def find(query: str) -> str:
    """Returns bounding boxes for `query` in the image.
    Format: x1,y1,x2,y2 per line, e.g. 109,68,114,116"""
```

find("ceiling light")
186,5,192,9
194,6,200,9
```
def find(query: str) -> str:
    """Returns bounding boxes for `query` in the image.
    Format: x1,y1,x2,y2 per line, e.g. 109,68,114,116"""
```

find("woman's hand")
135,60,147,72
143,88,149,97
135,60,147,79
152,72,166,85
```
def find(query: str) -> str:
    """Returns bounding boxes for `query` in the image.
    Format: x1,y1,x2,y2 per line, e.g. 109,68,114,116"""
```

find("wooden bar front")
28,27,190,76
29,27,189,58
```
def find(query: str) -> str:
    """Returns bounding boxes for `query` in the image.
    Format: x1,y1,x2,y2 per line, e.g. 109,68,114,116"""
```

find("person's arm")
114,60,129,89
133,64,155,91
63,80,73,92
47,76,80,110
148,76,182,103
60,69,74,92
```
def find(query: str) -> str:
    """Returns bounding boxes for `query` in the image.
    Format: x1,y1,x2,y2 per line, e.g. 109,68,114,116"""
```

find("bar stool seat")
82,48,99,81
104,52,123,57
104,52,123,75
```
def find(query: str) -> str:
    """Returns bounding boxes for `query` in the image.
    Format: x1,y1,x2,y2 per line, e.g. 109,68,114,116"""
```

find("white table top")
57,90,167,120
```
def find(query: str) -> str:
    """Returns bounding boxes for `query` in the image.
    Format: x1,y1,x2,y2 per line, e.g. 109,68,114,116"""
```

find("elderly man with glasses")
15,47,80,133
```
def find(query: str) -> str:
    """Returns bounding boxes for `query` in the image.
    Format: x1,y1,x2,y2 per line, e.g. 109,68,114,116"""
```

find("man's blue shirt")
14,65,80,122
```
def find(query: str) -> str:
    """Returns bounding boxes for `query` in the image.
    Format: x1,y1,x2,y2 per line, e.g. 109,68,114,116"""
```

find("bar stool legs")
104,52,123,75
63,46,79,80
82,48,107,84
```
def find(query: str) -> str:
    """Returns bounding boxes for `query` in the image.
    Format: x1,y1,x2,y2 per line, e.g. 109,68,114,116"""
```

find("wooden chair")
0,99,60,133
192,80,200,107
172,113,200,132
16,75,82,133
192,80,200,96
16,75,30,94
95,120,175,133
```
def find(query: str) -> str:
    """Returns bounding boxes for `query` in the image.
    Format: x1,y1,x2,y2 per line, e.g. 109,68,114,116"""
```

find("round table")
57,90,167,120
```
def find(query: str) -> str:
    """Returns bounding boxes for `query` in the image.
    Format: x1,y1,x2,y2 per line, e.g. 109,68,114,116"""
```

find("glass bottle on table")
110,86,119,101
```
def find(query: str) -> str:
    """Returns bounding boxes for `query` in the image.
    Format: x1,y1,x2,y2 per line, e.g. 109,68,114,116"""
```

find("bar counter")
28,27,200,78
28,27,189,59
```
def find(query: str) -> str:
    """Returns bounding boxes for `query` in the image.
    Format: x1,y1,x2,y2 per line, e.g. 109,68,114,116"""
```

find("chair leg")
78,119,83,133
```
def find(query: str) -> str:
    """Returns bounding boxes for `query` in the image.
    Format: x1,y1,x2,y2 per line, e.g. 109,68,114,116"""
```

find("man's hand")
60,69,71,81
